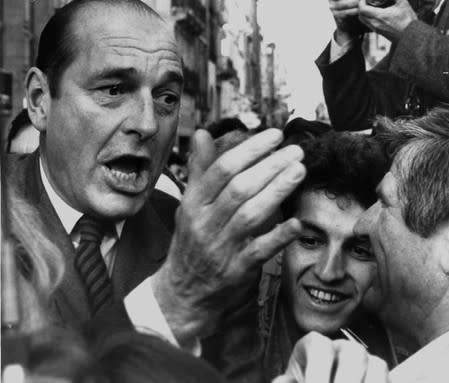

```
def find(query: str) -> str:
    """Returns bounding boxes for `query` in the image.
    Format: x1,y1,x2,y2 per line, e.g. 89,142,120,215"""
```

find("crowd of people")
2,0,449,382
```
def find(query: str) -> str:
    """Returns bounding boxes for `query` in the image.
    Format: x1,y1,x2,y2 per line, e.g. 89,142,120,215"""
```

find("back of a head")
207,118,248,140
376,107,449,237
81,331,227,383
283,117,332,145
282,131,390,216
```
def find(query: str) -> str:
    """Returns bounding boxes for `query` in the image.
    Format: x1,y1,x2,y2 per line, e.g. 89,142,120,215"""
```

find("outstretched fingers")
224,159,305,241
242,218,302,265
191,128,284,204
209,144,304,228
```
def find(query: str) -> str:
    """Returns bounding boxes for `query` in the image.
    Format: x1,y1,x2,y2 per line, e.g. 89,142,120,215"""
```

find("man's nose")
354,201,379,236
125,90,158,140
314,248,345,282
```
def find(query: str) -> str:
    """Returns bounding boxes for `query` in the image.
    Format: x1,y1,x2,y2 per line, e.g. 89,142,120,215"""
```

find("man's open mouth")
305,287,348,305
103,155,151,194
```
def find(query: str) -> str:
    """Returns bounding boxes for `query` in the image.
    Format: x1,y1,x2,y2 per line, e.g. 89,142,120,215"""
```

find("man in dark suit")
3,0,307,368
316,0,449,131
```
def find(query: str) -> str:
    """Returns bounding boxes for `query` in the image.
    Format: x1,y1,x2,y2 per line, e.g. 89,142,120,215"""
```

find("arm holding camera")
317,0,449,131
329,0,362,46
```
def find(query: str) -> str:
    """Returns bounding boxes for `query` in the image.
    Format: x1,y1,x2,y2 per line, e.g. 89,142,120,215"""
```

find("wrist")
334,28,357,46
151,262,217,344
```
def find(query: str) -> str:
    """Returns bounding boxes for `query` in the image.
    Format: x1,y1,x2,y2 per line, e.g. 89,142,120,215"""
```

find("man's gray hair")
377,107,449,237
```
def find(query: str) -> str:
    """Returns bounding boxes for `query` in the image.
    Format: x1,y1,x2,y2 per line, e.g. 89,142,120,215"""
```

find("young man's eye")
351,245,374,260
298,237,322,249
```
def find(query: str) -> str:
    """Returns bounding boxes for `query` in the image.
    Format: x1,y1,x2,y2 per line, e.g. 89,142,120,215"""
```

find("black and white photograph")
1,1,449,382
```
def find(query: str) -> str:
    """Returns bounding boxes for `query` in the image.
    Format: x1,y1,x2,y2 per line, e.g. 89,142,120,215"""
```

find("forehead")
294,190,365,237
70,4,182,76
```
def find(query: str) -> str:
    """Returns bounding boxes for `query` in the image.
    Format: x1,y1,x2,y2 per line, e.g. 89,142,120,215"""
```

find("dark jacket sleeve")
390,19,449,99
316,18,449,131
316,40,408,131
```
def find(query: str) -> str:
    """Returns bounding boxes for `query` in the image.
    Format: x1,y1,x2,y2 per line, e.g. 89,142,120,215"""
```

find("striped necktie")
74,215,113,315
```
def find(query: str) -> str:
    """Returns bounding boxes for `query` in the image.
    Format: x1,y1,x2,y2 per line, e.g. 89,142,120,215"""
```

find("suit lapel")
112,197,172,300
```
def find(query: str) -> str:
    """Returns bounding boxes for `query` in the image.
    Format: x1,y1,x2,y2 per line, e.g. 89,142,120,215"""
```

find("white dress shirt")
39,160,189,352
389,331,449,383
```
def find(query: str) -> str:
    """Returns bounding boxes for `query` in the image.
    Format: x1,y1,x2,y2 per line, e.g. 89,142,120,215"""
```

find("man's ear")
25,67,51,133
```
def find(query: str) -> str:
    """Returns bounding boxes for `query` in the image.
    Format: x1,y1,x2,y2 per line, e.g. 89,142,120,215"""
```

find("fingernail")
260,128,283,144
286,162,305,181
283,145,304,161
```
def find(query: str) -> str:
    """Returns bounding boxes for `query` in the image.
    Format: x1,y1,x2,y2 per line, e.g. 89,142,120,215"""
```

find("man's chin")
296,314,346,336
89,192,148,220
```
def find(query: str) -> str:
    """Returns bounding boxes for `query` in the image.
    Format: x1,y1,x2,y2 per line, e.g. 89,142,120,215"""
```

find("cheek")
348,262,376,295
283,243,316,283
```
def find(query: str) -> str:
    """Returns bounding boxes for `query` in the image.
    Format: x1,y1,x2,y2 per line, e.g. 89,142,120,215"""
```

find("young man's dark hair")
35,0,161,97
282,131,390,216
207,118,248,140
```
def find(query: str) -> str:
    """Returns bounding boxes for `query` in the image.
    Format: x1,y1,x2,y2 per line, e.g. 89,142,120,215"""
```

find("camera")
366,0,394,7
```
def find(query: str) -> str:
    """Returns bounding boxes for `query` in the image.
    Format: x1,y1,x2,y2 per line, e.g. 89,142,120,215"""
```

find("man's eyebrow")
156,70,184,86
89,67,138,81
347,235,371,245
300,220,326,236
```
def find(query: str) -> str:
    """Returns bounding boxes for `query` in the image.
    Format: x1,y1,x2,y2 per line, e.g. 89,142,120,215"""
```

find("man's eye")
154,92,180,116
107,84,125,96
351,246,374,260
298,237,322,249
161,93,179,105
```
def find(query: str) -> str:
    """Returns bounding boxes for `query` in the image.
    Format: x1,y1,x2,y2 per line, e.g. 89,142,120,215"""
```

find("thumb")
187,129,216,183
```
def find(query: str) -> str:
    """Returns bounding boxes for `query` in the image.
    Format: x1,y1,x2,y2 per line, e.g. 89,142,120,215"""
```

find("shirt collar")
390,330,449,382
39,158,125,237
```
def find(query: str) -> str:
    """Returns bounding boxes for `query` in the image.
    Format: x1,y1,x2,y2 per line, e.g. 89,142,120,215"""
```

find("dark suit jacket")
316,0,449,131
3,151,177,331
4,151,263,383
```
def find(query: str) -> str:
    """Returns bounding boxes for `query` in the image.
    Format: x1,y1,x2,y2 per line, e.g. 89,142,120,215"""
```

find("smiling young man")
259,131,394,381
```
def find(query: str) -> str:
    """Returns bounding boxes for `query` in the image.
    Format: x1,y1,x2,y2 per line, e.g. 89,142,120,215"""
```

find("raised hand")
152,128,305,346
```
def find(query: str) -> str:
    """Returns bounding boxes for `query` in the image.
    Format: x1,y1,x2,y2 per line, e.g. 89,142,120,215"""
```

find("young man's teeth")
308,288,343,304
110,168,138,182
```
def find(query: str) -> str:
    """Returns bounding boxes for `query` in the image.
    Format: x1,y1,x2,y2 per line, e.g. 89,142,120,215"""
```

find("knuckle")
237,207,259,228
214,158,235,180
227,177,249,200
